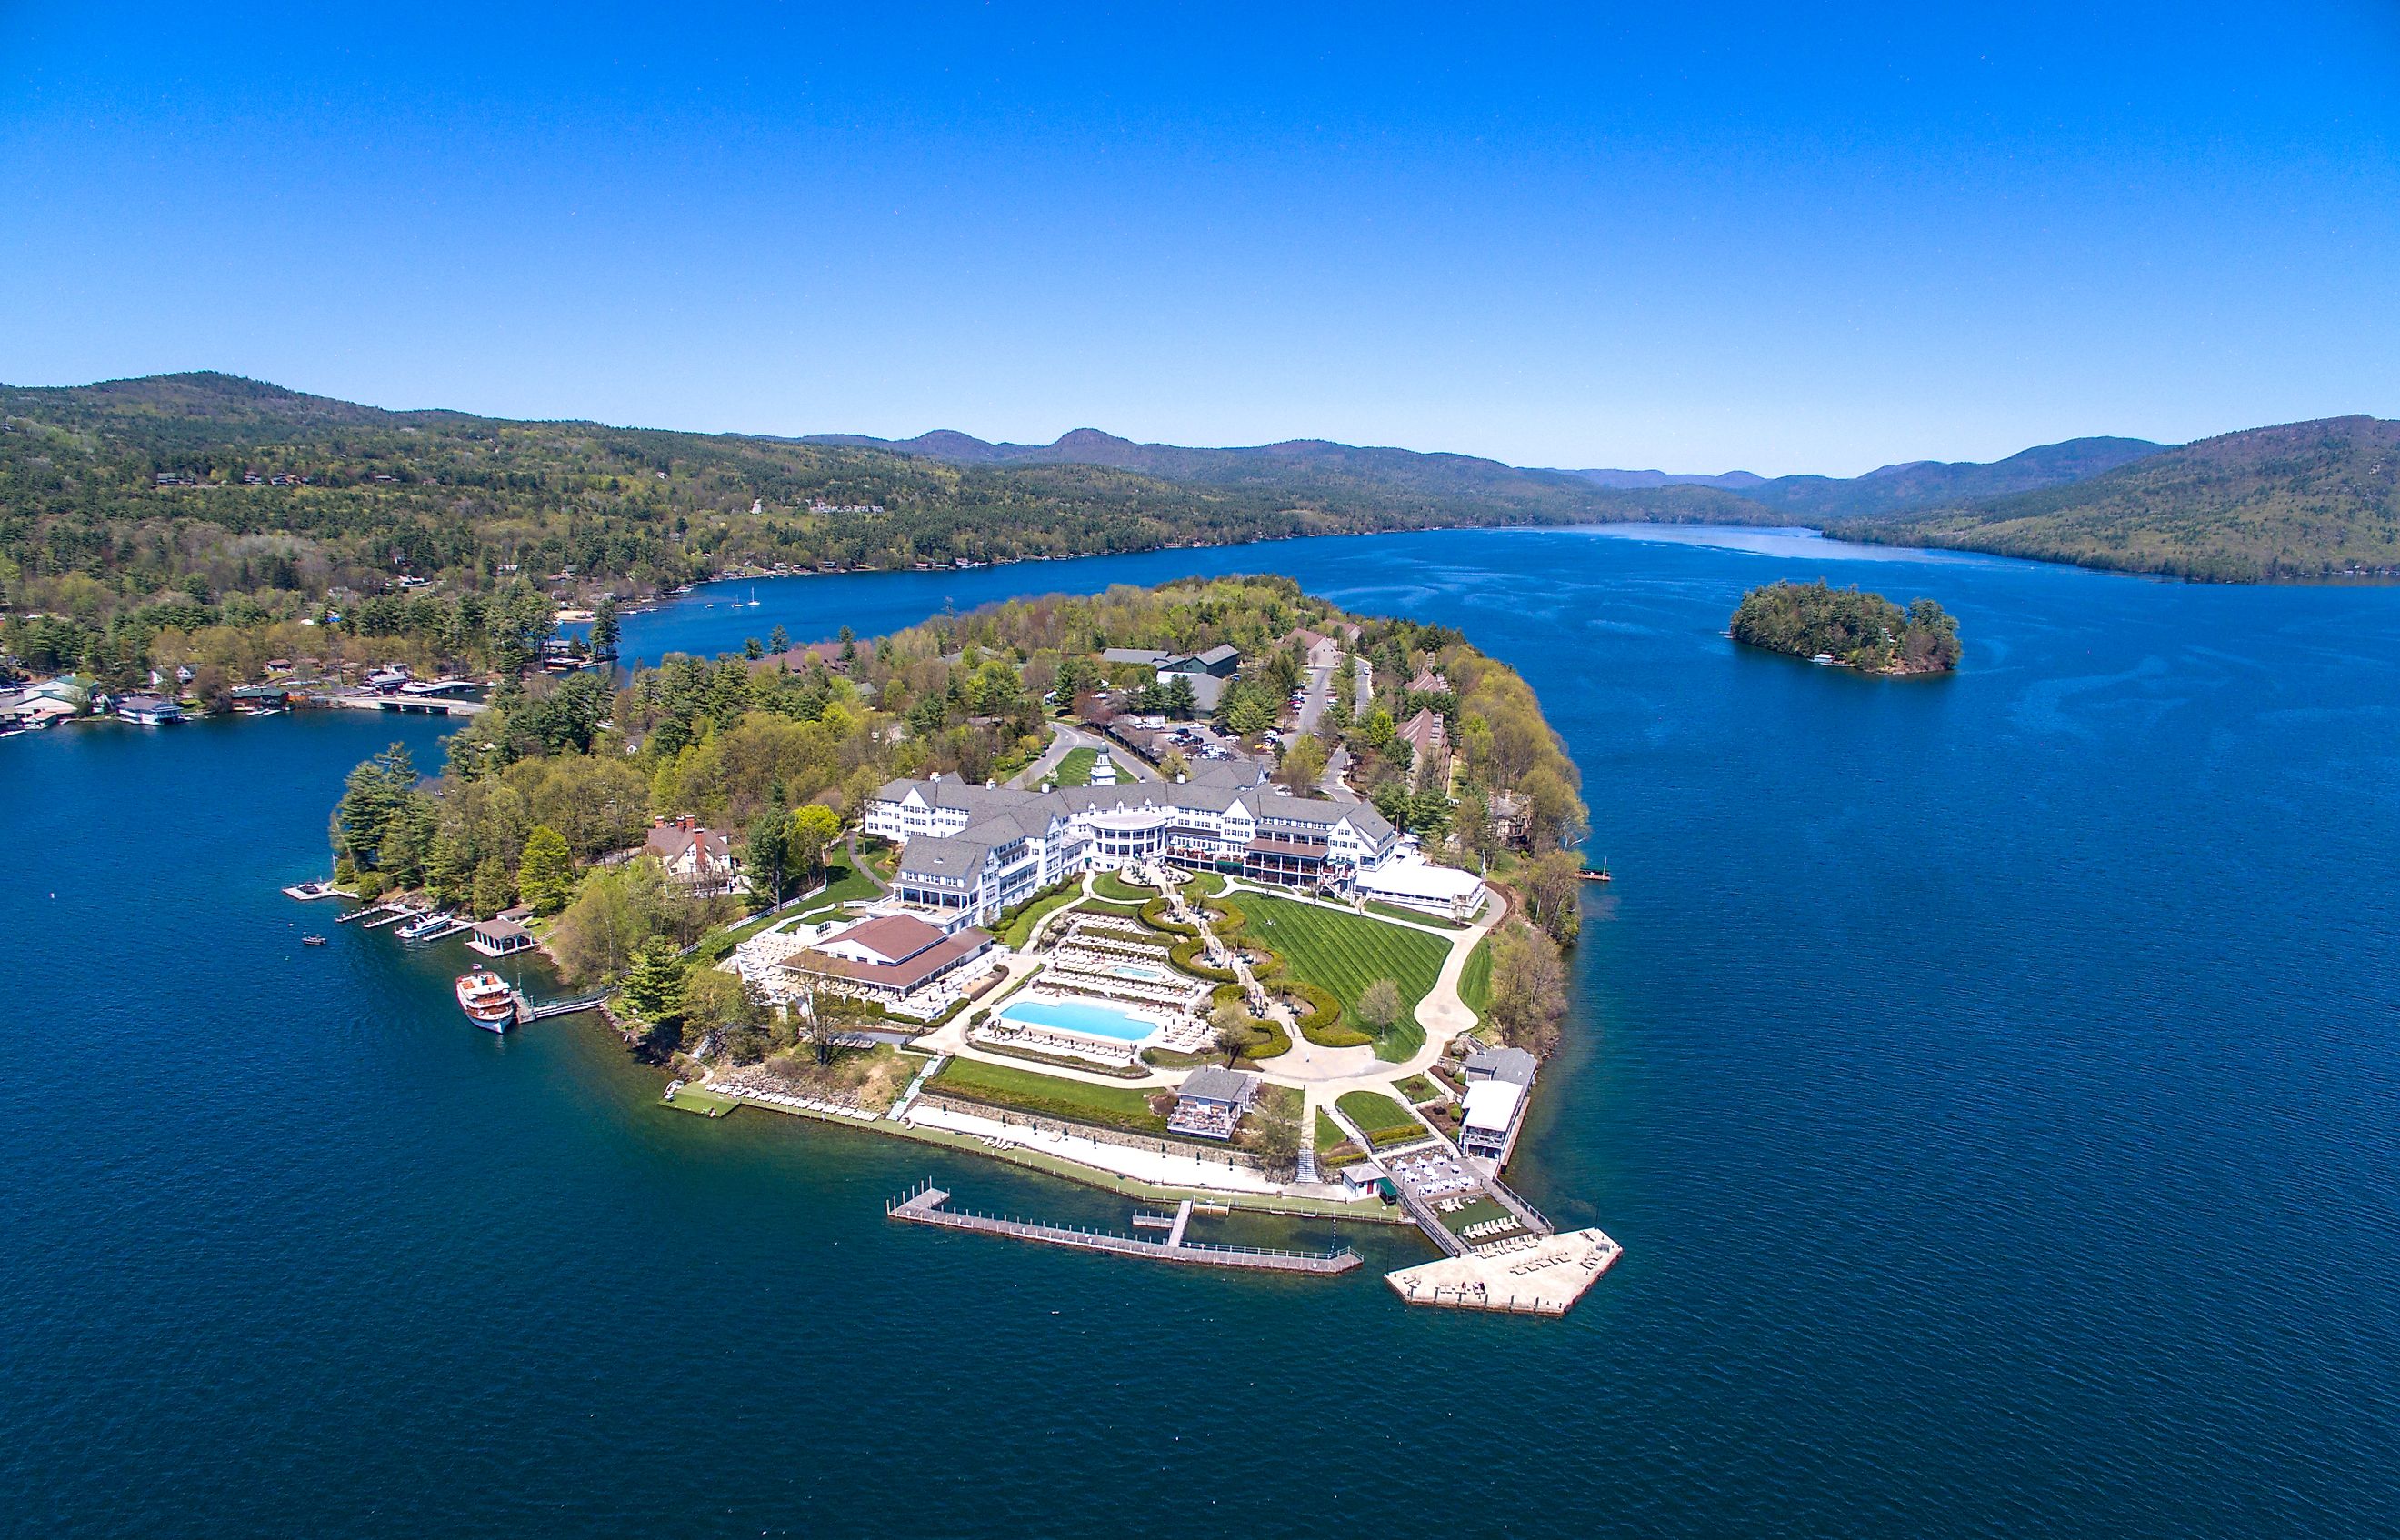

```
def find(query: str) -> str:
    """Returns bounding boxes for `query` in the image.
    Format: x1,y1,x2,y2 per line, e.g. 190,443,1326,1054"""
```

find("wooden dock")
885,1185,1360,1275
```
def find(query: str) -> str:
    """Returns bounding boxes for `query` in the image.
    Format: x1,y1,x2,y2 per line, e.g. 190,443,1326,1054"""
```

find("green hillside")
1838,416,2400,582
0,371,1756,635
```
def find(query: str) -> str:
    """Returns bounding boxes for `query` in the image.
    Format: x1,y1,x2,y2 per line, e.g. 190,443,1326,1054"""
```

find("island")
1729,579,1962,675
311,575,1620,1315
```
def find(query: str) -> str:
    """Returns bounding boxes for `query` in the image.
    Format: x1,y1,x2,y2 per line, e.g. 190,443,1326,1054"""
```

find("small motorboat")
302,935,328,946
455,971,517,1032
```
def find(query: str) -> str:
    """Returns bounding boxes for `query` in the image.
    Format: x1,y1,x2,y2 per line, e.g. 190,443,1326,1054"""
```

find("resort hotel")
864,760,1471,928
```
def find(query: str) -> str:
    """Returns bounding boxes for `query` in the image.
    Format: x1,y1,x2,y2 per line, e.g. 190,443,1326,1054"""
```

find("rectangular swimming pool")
997,998,1159,1043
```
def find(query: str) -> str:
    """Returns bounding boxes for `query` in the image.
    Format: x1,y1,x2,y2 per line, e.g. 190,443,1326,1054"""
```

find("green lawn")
1458,936,1493,1017
1179,870,1227,898
1335,1088,1425,1147
806,860,882,909
1313,1108,1350,1155
1226,892,1451,1063
1092,869,1155,903
926,1056,1166,1133
1395,1073,1443,1104
1054,747,1125,787
661,1084,743,1116
999,887,1082,948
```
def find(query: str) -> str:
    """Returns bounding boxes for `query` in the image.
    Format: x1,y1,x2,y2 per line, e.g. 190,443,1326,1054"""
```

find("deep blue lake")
5,525,2397,1537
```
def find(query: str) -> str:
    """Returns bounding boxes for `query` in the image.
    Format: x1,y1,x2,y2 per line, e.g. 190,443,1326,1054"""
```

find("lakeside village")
281,579,1618,1315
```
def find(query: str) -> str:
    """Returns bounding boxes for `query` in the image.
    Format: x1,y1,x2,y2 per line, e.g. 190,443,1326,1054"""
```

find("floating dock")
886,1185,1360,1275
1385,1227,1622,1315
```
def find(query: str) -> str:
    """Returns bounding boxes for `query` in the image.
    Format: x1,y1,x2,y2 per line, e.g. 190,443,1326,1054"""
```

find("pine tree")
470,855,515,919
621,936,687,1022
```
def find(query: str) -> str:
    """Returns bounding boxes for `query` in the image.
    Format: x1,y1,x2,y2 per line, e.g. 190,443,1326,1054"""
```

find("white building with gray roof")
865,765,1402,925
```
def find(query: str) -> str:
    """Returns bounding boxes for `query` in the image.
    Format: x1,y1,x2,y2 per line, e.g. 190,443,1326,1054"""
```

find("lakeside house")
644,815,743,895
1408,666,1449,695
1168,1065,1258,1141
865,760,1401,926
775,913,994,1009
115,695,184,725
1464,1045,1539,1088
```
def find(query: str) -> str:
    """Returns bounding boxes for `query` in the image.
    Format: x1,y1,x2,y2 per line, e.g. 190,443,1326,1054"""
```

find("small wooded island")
1729,579,1962,675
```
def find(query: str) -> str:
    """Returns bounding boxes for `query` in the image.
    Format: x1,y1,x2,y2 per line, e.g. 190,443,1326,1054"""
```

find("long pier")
885,1184,1360,1275
514,990,609,1023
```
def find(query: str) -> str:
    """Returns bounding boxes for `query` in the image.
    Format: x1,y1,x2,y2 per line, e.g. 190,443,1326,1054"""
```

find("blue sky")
3,2,2395,474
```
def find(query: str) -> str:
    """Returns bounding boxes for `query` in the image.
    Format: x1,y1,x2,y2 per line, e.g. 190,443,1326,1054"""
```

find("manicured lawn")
806,860,882,909
1335,1088,1425,1147
661,1084,743,1116
1435,1195,1523,1241
1226,892,1450,1062
1458,936,1493,1017
1092,869,1155,903
927,1055,1166,1133
1054,747,1126,787
1313,1109,1350,1155
1180,870,1227,898
1395,1073,1443,1104
1000,887,1082,948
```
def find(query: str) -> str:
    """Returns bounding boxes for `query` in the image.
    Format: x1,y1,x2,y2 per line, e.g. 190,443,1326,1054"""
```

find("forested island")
1729,580,1962,675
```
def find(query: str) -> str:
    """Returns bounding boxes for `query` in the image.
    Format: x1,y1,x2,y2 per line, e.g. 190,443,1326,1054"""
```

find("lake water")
5,525,2397,1537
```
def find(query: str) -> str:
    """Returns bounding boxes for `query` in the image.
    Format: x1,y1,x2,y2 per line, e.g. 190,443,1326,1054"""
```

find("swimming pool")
1106,963,1167,983
997,998,1159,1042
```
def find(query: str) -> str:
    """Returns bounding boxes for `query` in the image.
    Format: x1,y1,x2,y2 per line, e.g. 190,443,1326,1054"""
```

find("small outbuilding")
1168,1065,1257,1140
467,917,537,957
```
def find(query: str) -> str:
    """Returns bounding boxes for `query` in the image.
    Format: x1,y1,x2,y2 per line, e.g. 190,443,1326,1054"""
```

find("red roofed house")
777,913,995,1009
645,815,743,895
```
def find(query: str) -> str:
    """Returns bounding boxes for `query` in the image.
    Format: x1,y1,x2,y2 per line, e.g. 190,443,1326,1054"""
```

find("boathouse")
467,917,536,957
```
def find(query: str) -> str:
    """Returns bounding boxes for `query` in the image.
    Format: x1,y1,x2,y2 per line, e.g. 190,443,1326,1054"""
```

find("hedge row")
1138,896,1196,935
1169,935,1237,982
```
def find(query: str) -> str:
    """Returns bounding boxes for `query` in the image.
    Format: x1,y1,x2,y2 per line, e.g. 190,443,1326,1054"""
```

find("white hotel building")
864,761,1405,927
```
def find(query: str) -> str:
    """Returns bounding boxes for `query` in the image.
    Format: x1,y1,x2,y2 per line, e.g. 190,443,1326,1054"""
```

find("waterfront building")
1168,1065,1257,1140
1464,1045,1539,1087
864,762,1401,925
1459,1079,1525,1159
466,917,536,957
115,695,184,725
775,914,994,1006
1355,855,1486,921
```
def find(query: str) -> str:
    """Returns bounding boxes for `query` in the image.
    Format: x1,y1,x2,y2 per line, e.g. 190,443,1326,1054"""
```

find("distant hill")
0,374,1760,634
1553,467,1770,492
1731,436,2169,522
1837,417,2400,581
805,427,1774,527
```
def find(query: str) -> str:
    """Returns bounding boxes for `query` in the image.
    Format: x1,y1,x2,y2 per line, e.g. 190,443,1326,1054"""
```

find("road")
1015,720,1159,787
